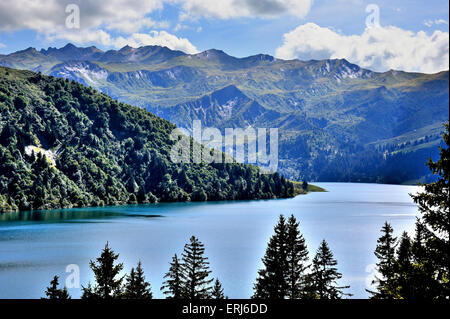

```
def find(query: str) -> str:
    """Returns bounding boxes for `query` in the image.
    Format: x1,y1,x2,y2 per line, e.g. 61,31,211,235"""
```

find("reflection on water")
0,209,121,223
0,209,166,223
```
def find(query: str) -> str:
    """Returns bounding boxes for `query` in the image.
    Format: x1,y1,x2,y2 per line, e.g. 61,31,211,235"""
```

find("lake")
0,183,421,299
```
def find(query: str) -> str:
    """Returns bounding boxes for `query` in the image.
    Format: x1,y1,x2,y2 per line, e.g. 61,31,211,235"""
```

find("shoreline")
0,182,325,215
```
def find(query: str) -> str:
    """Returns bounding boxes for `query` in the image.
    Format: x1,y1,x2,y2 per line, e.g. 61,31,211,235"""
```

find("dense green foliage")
411,121,449,296
0,66,295,212
370,122,449,299
253,214,349,299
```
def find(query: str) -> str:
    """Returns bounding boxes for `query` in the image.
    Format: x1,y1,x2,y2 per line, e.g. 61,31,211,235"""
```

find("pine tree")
286,214,309,299
369,222,397,299
309,240,350,299
212,278,226,299
409,221,438,298
81,242,124,299
410,121,449,298
394,232,413,299
123,261,152,299
81,282,97,300
43,275,70,299
181,236,214,299
161,254,185,299
253,215,288,299
411,222,427,266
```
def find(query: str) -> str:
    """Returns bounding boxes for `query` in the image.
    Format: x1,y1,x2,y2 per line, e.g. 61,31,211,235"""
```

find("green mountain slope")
1,44,448,183
0,66,296,212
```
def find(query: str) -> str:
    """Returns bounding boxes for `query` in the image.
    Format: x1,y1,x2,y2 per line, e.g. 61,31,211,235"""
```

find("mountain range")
1,43,448,183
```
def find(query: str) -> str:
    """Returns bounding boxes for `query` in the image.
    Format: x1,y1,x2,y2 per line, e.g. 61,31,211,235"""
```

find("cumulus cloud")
45,28,114,46
0,0,164,33
175,0,313,20
112,31,198,53
0,0,313,33
275,23,449,73
44,28,198,54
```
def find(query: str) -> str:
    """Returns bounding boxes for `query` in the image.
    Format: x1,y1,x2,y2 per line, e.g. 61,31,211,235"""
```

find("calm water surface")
0,183,420,298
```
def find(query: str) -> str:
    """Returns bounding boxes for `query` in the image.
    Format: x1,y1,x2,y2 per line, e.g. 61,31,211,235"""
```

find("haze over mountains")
1,43,448,183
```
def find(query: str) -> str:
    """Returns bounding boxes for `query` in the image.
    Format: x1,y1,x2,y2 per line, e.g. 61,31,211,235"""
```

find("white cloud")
174,23,188,32
424,19,448,27
44,28,198,54
112,31,198,53
173,23,202,33
0,43,5,48
45,28,114,46
174,0,313,20
275,23,449,73
0,0,313,34
0,0,164,33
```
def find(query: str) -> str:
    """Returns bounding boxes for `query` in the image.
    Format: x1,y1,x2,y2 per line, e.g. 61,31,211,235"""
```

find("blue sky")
0,0,448,72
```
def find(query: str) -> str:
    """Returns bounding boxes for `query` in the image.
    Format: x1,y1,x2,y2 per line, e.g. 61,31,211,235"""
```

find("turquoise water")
0,183,420,299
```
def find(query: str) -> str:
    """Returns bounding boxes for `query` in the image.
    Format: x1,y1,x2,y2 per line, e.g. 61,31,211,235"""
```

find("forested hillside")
0,66,295,212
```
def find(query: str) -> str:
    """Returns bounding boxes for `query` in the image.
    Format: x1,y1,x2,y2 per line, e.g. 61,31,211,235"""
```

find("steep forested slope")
0,66,295,212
